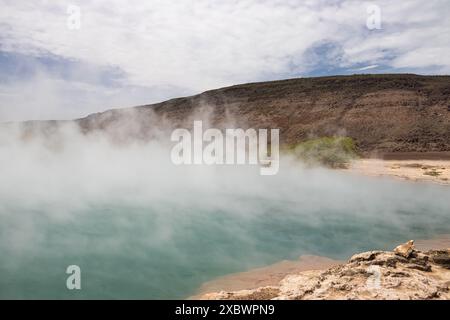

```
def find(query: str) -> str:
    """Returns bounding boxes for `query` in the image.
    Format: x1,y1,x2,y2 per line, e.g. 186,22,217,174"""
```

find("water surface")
1,165,449,299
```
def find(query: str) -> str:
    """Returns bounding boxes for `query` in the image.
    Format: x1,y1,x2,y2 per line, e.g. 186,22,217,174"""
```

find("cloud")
355,64,378,71
0,71,191,121
0,52,192,121
0,0,449,120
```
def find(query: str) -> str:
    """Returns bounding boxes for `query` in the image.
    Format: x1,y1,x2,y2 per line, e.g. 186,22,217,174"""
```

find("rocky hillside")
199,241,450,300
15,74,450,154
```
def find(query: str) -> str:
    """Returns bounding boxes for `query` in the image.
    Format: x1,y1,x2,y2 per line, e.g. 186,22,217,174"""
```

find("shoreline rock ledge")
198,241,450,300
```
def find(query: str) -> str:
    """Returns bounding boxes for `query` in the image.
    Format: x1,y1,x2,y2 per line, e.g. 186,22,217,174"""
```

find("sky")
0,0,449,121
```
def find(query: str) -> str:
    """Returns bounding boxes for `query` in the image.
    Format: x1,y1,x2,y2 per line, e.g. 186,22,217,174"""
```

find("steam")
0,113,449,299
0,68,186,122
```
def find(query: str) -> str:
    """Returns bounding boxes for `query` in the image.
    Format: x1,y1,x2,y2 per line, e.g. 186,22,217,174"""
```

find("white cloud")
0,0,449,120
355,65,378,71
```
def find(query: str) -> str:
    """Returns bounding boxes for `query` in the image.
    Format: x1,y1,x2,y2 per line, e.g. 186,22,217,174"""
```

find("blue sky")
0,0,449,121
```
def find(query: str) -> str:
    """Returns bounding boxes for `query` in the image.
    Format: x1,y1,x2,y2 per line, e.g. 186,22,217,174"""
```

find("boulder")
394,240,415,258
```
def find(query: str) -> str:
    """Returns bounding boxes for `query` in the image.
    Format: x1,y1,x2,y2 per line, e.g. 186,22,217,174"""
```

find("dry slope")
13,74,450,154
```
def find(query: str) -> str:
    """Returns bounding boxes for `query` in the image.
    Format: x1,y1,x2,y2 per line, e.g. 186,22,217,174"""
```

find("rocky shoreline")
197,241,450,300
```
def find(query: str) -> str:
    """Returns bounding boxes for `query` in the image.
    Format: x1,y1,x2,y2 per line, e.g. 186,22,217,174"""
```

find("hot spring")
1,128,449,299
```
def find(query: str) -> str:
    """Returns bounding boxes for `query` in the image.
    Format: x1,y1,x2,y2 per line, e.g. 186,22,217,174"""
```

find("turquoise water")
1,166,449,299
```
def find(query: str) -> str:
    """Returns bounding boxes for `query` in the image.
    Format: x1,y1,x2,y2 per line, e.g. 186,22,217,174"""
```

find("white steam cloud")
0,114,449,298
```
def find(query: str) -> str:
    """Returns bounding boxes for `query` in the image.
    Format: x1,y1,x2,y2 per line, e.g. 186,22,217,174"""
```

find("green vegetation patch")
423,169,442,177
286,136,359,168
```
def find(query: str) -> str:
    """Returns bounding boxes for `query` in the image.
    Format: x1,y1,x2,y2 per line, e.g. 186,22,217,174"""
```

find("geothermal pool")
0,133,449,299
1,166,450,299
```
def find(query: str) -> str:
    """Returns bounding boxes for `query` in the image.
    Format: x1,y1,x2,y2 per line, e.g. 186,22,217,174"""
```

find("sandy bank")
190,255,342,299
415,235,450,251
347,158,450,185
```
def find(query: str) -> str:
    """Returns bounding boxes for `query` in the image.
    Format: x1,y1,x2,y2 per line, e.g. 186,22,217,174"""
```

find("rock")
394,240,415,258
198,242,450,300
406,263,432,272
349,251,382,263
429,250,450,269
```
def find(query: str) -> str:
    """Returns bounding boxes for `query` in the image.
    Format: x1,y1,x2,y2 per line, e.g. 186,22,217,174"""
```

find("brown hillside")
17,74,450,154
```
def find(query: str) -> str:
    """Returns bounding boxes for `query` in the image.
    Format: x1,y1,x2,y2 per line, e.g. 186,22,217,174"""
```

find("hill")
15,74,450,154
